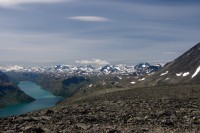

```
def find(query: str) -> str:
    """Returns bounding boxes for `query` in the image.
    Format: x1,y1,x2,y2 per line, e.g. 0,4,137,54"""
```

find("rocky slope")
0,84,199,132
143,42,200,85
0,71,35,108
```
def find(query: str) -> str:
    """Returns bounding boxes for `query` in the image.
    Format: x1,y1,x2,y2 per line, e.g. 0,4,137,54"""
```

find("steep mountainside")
0,71,9,82
144,42,200,85
0,71,35,108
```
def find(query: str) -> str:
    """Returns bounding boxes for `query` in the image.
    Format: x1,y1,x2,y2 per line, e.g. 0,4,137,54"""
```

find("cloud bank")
76,59,109,65
69,16,110,22
0,0,68,8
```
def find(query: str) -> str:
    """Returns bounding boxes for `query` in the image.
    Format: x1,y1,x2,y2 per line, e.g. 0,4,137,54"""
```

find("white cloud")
76,59,109,65
69,16,110,22
0,0,69,8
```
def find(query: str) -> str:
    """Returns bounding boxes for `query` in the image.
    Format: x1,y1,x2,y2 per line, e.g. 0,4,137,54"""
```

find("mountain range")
0,63,161,77
0,63,162,103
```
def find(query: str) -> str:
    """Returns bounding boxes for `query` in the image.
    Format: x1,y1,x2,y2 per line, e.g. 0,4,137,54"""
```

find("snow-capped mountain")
134,63,162,76
0,63,161,77
99,64,135,75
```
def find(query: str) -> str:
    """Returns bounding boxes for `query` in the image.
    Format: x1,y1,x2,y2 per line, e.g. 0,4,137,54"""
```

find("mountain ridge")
143,42,200,85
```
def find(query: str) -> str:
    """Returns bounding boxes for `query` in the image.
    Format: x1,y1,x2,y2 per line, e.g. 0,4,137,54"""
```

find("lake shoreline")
0,81,63,117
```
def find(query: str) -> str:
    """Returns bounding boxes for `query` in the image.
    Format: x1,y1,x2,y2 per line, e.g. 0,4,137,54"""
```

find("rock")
40,116,51,121
191,111,200,116
24,126,45,133
142,127,149,132
108,129,120,133
170,114,177,122
161,117,174,126
45,109,54,115
22,117,38,122
192,117,200,125
76,123,91,130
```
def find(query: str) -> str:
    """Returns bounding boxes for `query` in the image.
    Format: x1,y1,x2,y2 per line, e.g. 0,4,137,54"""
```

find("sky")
0,0,199,66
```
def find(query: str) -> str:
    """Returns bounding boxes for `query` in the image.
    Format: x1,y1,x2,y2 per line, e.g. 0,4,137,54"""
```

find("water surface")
0,81,63,117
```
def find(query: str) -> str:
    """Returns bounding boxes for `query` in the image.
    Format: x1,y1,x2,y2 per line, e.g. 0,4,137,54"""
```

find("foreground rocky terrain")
0,84,199,133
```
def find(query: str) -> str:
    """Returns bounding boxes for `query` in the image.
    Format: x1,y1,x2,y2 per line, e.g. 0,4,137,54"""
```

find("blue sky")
0,0,199,66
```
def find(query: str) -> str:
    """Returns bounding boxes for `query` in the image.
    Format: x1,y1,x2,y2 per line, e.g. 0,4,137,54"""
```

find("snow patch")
138,78,145,81
142,64,146,67
160,71,168,76
130,82,136,84
117,76,122,80
183,72,189,77
89,84,93,87
176,73,182,76
192,66,200,78
165,78,169,80
148,72,155,75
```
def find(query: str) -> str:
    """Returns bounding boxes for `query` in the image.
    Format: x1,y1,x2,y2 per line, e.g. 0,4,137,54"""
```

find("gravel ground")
0,84,199,133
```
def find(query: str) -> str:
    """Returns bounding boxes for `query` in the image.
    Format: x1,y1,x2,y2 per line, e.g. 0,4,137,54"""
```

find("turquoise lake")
0,81,63,117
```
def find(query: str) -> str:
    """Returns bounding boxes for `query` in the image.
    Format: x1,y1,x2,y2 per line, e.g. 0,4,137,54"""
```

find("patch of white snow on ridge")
176,73,182,76
165,78,169,80
192,66,200,78
160,71,168,76
89,84,93,87
130,82,136,84
117,76,122,80
142,64,146,68
148,72,155,75
138,78,145,81
182,72,189,77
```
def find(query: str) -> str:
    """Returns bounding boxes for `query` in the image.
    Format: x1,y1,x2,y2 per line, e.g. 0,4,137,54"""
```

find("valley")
0,81,63,117
0,43,200,132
